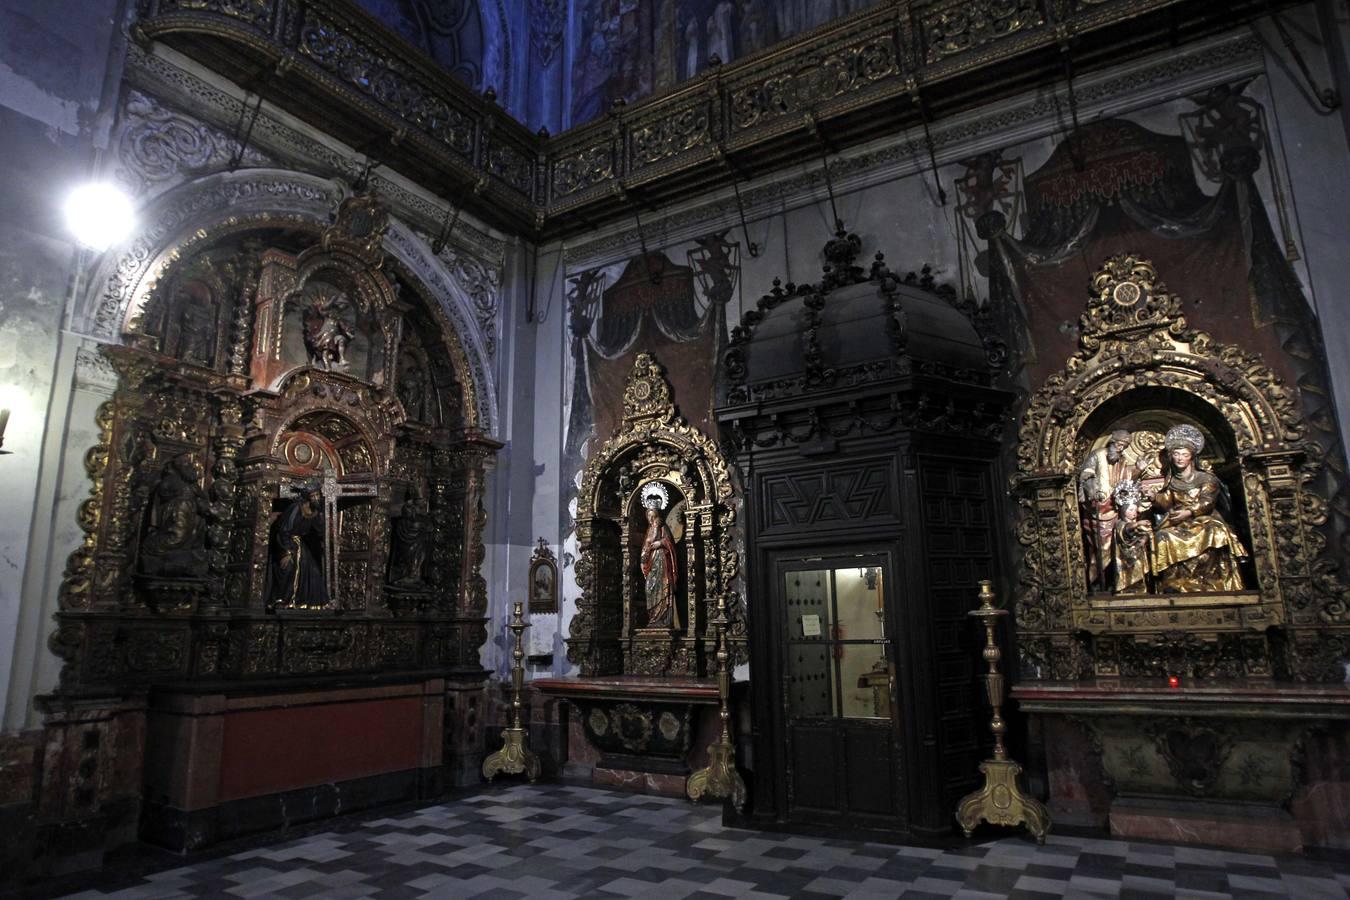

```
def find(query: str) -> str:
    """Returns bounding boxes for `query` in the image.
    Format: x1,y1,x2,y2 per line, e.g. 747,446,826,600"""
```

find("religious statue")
139,453,210,578
397,356,427,422
1078,429,1139,592
1148,424,1248,592
177,295,216,367
639,483,682,629
388,486,431,587
1111,480,1152,595
301,296,354,370
268,484,330,608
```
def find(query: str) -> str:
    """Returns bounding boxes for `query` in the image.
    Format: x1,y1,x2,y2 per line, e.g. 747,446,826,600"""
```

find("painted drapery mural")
564,231,739,483
971,87,1307,394
569,0,879,126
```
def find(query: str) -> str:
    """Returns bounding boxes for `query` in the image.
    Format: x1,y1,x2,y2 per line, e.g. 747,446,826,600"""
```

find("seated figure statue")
1149,424,1248,593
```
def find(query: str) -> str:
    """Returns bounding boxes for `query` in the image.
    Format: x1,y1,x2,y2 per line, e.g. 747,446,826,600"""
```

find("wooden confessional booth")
715,227,1012,839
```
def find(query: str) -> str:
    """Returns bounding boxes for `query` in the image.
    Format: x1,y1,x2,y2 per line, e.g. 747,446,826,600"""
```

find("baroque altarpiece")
1013,255,1347,681
1010,255,1350,848
540,353,742,787
46,196,498,845
565,352,742,679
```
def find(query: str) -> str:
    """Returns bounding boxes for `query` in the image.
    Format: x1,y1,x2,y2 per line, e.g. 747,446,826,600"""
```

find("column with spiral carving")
955,580,1050,843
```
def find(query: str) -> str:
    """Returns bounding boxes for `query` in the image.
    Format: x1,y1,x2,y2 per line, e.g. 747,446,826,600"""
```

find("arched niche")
77,167,498,436
1013,255,1348,682
566,352,739,677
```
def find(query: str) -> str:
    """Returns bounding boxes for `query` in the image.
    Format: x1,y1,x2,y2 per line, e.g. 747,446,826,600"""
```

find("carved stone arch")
567,352,740,677
77,168,499,437
1013,255,1348,683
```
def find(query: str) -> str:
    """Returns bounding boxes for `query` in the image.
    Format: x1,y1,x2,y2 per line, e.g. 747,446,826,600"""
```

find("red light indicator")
1167,675,1180,688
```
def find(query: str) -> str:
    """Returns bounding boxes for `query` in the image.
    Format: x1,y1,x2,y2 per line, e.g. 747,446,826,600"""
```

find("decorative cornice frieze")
133,0,1284,240
124,42,508,265
559,32,1263,270
74,345,121,393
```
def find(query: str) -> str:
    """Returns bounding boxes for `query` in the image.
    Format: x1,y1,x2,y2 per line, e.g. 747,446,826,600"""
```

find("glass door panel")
784,560,891,721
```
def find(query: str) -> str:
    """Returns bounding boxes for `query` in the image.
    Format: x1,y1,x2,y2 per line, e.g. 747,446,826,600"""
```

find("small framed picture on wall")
528,537,558,614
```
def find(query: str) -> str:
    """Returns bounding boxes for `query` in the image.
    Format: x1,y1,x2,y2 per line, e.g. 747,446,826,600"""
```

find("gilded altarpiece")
566,352,740,678
1012,255,1348,682
49,197,498,837
1008,255,1350,850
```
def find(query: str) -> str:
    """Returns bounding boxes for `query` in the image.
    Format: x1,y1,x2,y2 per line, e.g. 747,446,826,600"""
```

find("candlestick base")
686,739,746,809
482,726,540,782
955,758,1051,843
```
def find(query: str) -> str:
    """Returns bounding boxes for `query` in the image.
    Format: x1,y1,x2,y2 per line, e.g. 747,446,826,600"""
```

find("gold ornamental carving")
1013,254,1348,682
567,352,741,677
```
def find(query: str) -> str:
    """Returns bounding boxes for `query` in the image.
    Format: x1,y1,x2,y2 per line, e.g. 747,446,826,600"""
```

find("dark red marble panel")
219,697,423,801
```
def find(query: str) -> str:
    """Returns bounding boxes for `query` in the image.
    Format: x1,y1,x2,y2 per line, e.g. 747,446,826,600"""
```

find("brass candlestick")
955,580,1050,843
483,600,541,782
686,594,747,810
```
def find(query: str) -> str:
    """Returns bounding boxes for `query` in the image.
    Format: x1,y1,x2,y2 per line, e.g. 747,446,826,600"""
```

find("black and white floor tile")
50,785,1350,899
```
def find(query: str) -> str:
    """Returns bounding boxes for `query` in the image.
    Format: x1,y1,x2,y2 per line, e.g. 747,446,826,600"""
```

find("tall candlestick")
955,580,1050,842
483,600,541,782
686,593,746,810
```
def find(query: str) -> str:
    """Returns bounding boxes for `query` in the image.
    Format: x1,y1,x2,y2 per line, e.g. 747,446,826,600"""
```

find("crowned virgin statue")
1149,424,1248,592
639,483,683,629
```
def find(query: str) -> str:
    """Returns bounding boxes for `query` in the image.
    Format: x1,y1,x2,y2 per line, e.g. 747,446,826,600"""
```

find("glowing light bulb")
1167,675,1180,689
64,183,136,252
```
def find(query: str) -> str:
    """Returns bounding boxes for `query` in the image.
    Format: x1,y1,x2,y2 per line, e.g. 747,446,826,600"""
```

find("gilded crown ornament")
622,352,676,424
641,481,670,511
1080,254,1186,350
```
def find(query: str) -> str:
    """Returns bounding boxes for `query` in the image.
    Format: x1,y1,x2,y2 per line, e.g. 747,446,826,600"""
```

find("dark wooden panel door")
779,556,904,826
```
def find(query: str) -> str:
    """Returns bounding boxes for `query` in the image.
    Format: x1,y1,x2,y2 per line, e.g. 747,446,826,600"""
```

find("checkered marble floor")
54,785,1350,899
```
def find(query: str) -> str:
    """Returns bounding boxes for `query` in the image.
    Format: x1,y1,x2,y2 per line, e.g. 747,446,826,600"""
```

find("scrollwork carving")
116,90,269,195
920,0,1043,64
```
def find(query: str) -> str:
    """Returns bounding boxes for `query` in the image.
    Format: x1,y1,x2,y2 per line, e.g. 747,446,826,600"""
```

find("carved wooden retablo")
566,352,741,677
1013,254,1349,682
52,195,499,692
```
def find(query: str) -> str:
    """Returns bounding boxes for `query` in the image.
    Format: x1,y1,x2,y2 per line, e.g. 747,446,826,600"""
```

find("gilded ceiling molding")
76,168,500,436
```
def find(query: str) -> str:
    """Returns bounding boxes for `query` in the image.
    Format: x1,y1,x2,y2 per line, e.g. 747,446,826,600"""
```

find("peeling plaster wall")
0,0,126,732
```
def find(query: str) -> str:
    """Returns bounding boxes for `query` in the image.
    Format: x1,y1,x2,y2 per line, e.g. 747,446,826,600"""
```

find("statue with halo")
639,481,684,629
1149,424,1248,593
